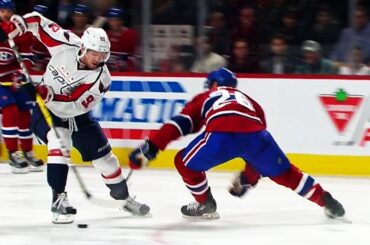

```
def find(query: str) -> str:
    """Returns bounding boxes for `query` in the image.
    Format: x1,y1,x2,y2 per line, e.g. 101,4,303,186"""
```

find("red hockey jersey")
0,21,33,83
151,86,267,150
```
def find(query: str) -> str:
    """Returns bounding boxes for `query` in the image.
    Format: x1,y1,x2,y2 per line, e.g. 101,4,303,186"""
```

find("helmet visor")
86,49,110,63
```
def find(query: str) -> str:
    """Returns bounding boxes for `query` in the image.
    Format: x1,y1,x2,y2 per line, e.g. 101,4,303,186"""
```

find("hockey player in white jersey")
6,12,150,224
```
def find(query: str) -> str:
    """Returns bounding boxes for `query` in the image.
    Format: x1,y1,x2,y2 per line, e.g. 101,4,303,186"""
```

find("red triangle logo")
319,95,363,133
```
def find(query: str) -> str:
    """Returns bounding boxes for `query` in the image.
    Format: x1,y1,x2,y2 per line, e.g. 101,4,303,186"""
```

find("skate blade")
324,209,351,223
11,166,29,174
326,215,352,224
119,207,153,218
29,165,44,172
52,213,75,224
120,211,153,219
183,211,220,220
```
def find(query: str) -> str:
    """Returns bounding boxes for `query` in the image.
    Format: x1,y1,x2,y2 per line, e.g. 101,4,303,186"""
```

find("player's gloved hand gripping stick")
7,35,132,208
129,139,159,169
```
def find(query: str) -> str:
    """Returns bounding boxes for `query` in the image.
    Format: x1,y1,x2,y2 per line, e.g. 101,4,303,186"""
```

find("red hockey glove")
10,71,27,91
228,172,258,197
129,140,159,169
8,15,27,39
36,85,54,103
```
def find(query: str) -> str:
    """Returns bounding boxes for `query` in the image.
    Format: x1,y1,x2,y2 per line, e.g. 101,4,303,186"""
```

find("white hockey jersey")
23,12,111,118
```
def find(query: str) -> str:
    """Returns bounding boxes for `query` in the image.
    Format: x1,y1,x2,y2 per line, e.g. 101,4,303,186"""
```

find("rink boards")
1,73,370,176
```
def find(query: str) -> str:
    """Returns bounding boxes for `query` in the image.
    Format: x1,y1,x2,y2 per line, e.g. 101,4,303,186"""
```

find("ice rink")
0,164,369,245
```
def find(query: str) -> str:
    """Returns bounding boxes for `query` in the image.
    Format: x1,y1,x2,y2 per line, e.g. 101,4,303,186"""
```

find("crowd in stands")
14,0,370,75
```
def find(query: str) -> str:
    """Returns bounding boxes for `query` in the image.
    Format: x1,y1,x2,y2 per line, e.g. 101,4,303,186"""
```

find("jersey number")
81,95,95,108
211,89,255,111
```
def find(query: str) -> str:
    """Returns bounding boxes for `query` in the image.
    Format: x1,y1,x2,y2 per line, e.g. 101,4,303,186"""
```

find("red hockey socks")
1,104,19,152
18,110,33,152
174,150,209,203
242,164,261,186
270,164,325,207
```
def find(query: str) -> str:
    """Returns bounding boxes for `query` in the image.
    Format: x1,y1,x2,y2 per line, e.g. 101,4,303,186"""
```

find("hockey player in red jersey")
129,67,346,220
0,0,43,173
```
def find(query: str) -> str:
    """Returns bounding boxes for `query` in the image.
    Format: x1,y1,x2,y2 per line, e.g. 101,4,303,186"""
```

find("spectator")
222,0,246,27
207,11,230,56
228,39,259,73
70,4,90,37
275,7,303,54
260,35,297,74
90,0,115,20
191,37,227,73
56,0,74,28
231,6,258,53
338,47,370,75
158,45,190,72
106,8,138,71
258,0,291,43
310,6,341,58
33,4,48,18
295,40,337,74
330,6,370,63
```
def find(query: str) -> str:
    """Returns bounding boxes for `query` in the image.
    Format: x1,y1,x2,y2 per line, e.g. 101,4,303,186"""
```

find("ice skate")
120,196,150,216
8,151,29,174
322,192,346,219
51,192,77,224
181,191,220,219
23,151,44,172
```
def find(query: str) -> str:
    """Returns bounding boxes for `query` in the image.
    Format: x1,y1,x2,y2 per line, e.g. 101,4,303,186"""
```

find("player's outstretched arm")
129,140,159,169
128,93,205,170
21,12,80,55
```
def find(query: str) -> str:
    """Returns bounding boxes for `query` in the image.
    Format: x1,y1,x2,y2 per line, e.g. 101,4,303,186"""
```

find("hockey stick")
7,38,132,208
71,165,133,208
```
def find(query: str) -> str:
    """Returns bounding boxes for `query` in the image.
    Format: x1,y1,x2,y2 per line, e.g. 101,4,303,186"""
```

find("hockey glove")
10,71,27,91
129,140,159,169
228,172,257,198
8,15,27,39
36,85,54,103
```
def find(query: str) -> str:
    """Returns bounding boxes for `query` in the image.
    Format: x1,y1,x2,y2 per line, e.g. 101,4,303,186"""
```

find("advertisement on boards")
4,74,366,175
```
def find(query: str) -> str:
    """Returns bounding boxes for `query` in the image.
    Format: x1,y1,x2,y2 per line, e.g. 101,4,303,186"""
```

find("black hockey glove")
129,140,159,169
229,172,256,197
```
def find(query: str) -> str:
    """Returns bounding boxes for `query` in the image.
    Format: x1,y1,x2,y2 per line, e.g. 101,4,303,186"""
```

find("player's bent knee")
174,150,186,171
92,152,120,176
269,164,303,189
46,128,72,151
92,152,128,200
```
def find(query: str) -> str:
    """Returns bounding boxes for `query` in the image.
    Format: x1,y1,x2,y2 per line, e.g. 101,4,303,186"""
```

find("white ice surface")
0,164,369,245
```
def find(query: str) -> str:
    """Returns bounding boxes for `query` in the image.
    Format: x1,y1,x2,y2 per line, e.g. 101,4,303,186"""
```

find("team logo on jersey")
319,88,370,146
0,47,14,65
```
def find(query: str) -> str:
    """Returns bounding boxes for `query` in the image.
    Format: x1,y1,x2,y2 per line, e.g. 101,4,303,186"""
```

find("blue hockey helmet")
107,8,124,19
33,4,48,15
205,67,237,89
73,4,89,15
0,0,15,11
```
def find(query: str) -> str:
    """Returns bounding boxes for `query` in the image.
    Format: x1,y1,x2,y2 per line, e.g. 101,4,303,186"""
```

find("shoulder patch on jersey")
63,31,70,41
99,81,110,93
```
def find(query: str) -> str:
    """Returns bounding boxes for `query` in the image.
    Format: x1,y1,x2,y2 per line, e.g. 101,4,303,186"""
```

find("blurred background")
13,0,370,75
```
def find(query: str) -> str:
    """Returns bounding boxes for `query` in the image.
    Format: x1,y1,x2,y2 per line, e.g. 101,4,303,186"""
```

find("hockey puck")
77,224,88,228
